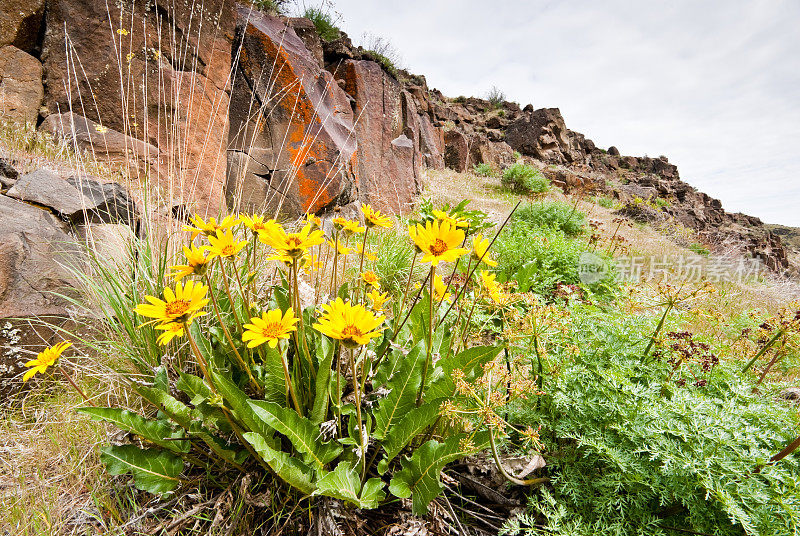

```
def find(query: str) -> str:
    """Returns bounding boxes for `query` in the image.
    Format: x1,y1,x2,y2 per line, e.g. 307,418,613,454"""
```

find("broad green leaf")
248,400,342,468
176,372,213,406
314,462,385,509
153,366,169,393
212,371,273,439
373,343,424,440
78,407,189,453
388,432,488,515
382,401,442,465
311,336,335,424
100,445,183,494
243,432,316,495
255,345,289,406
132,383,193,429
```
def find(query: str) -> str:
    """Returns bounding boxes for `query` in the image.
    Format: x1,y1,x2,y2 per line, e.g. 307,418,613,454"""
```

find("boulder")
418,114,445,169
0,194,84,319
227,8,358,216
288,17,325,67
40,113,160,179
506,108,573,163
608,146,620,156
0,0,45,53
0,45,43,124
41,0,234,214
0,158,19,189
444,130,469,172
7,168,138,226
334,59,423,214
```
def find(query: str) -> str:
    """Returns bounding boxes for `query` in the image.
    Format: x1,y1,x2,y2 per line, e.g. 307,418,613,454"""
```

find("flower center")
221,245,237,256
165,300,191,317
341,325,363,345
259,322,284,339
429,238,449,256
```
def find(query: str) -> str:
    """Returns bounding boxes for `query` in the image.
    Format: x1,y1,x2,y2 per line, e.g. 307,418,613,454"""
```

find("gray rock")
66,175,138,228
0,158,19,189
779,387,800,402
6,169,87,217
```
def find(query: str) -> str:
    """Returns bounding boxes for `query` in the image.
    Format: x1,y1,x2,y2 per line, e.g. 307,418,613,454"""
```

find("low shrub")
595,196,614,208
502,163,549,194
302,7,341,41
486,86,506,108
513,201,586,237
473,162,496,177
688,242,710,256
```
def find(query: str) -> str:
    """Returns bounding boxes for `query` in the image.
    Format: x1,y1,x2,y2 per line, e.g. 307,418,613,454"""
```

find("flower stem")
357,227,369,302
217,257,244,335
348,347,366,480
183,322,216,393
417,265,436,406
58,365,90,403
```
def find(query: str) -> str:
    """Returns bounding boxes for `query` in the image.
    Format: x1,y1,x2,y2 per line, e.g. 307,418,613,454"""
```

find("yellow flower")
313,298,386,348
471,234,497,267
356,245,377,261
433,274,452,303
327,239,352,255
361,204,393,229
367,289,389,311
304,254,323,272
184,214,238,240
410,220,469,266
206,229,248,259
23,341,71,382
361,270,380,289
135,280,209,325
306,213,322,230
240,214,279,235
242,309,299,348
116,28,129,35
170,245,210,280
332,217,365,235
155,322,185,345
480,270,510,306
433,209,468,228
260,223,325,259
95,124,108,134
407,225,424,254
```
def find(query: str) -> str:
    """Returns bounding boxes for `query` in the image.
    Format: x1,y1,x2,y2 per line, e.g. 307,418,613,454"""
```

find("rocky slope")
0,0,795,390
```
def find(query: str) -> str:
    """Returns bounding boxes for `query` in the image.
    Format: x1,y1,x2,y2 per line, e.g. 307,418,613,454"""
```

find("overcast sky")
327,0,800,226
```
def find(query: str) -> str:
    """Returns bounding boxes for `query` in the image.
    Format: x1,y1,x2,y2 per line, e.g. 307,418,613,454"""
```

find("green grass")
501,163,549,194
302,7,341,41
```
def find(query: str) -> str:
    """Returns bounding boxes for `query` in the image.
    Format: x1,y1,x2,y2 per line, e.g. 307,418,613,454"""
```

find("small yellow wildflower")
327,239,352,255
433,209,468,228
410,220,468,266
23,341,72,382
332,217,365,235
242,309,299,348
206,229,247,259
135,280,209,325
367,289,389,311
155,322,185,345
313,298,386,348
471,234,497,267
170,245,210,280
240,214,279,235
117,28,129,35
433,274,452,303
356,245,377,261
361,204,393,229
184,214,238,240
361,270,380,289
95,124,109,134
306,213,322,230
260,223,325,259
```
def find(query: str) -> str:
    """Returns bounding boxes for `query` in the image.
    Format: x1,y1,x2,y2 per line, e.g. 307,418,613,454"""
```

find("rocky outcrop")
41,0,234,213
227,7,358,216
0,45,43,124
0,0,45,53
333,60,422,214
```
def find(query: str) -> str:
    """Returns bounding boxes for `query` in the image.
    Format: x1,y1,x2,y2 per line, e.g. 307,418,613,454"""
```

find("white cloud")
330,0,800,225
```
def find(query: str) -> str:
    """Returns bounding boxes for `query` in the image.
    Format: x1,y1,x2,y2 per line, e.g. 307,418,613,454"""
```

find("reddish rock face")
0,45,43,124
332,60,422,215
0,0,45,53
444,130,469,172
40,0,234,214
228,8,358,217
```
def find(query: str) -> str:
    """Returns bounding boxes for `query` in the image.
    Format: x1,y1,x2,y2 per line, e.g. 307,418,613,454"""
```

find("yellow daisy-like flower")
367,289,389,311
407,225,424,254
471,234,498,267
433,209,468,228
155,322,185,345
327,239,353,256
332,217,365,235
410,220,469,266
361,204,393,229
23,341,72,382
170,245,210,280
479,270,510,305
356,245,377,261
206,229,248,259
260,223,325,259
361,270,380,289
313,298,386,348
304,254,323,272
240,214,279,235
134,280,209,325
433,274,452,303
306,213,322,230
184,214,238,240
116,28,129,35
242,309,299,349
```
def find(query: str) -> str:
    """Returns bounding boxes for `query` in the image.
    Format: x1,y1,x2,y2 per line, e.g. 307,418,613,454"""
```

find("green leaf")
311,336,335,424
248,400,342,468
132,383,192,429
212,371,273,439
314,462,385,509
78,407,189,453
243,432,316,495
256,345,290,406
373,342,424,440
389,432,488,515
382,401,442,464
176,372,213,406
100,445,183,494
